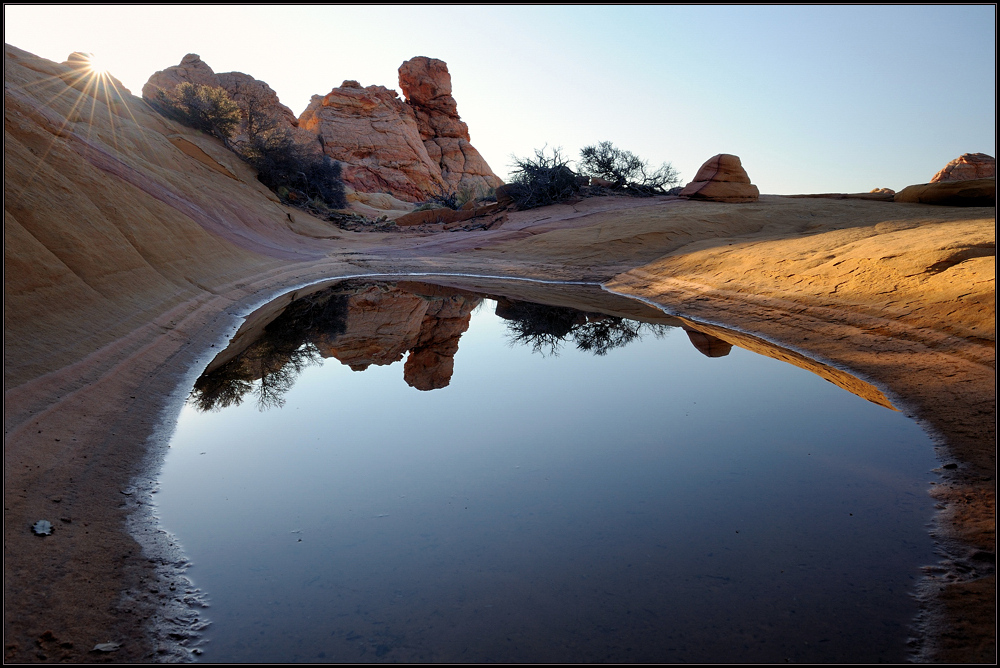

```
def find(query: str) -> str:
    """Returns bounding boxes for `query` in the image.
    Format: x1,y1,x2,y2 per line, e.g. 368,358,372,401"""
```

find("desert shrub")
239,129,347,210
428,190,460,210
152,82,347,211
412,202,445,212
191,289,349,411
224,79,281,143
505,147,580,210
155,83,241,144
579,141,680,196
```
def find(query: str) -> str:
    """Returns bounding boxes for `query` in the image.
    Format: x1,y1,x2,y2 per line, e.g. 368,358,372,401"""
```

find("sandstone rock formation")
297,81,445,201
931,153,996,183
894,178,996,206
142,53,220,99
398,57,503,198
216,71,300,129
679,154,759,202
142,54,301,139
393,202,499,227
143,54,501,204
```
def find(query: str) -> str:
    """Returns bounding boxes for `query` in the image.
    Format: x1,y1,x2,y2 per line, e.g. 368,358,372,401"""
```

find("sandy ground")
4,44,996,662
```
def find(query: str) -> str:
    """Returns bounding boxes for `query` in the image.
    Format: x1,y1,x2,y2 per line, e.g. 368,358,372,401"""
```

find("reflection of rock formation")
192,281,695,412
191,282,481,411
316,284,478,390
314,287,428,370
404,297,476,390
683,327,733,357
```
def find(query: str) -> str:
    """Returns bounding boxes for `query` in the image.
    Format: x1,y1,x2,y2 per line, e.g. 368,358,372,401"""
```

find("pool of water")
153,278,937,663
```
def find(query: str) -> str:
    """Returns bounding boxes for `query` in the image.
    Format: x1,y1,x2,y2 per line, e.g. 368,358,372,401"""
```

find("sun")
86,54,109,76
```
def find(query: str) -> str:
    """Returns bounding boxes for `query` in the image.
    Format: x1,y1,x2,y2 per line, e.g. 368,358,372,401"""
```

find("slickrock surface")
4,44,995,663
931,152,996,183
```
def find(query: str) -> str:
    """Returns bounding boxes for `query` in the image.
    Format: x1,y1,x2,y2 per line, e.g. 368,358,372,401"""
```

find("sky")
5,5,996,194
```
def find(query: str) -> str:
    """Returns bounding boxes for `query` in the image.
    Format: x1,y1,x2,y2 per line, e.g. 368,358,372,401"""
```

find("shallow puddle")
153,278,937,663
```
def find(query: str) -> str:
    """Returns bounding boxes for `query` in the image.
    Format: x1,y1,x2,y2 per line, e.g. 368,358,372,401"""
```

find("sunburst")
10,48,165,197
86,53,109,76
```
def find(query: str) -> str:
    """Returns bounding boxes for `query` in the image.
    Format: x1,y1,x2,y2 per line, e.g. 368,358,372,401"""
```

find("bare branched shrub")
505,147,580,210
579,141,680,196
225,79,282,143
239,129,347,210
152,82,346,211
154,83,241,144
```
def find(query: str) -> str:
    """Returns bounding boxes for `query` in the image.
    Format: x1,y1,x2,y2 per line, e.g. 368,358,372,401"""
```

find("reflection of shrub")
497,298,671,356
505,147,580,210
579,141,680,196
499,300,585,355
154,83,241,144
190,289,349,411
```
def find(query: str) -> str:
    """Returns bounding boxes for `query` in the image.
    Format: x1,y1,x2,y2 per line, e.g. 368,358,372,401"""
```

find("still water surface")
155,279,937,663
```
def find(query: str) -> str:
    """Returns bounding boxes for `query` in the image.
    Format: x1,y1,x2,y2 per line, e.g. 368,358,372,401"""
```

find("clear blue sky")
5,5,996,193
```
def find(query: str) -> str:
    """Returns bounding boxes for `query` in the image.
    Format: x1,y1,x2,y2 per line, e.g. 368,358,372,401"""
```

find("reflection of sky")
157,301,937,663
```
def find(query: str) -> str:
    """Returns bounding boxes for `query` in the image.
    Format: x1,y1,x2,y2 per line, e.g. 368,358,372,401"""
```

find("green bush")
579,141,680,196
505,147,580,210
155,83,241,144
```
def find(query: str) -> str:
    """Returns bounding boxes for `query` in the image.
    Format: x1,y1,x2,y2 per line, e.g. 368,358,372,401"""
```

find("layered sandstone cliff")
297,81,444,201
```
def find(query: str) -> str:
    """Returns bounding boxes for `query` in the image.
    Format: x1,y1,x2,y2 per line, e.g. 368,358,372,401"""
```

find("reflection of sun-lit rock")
315,285,479,391
403,296,478,391
683,327,733,358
